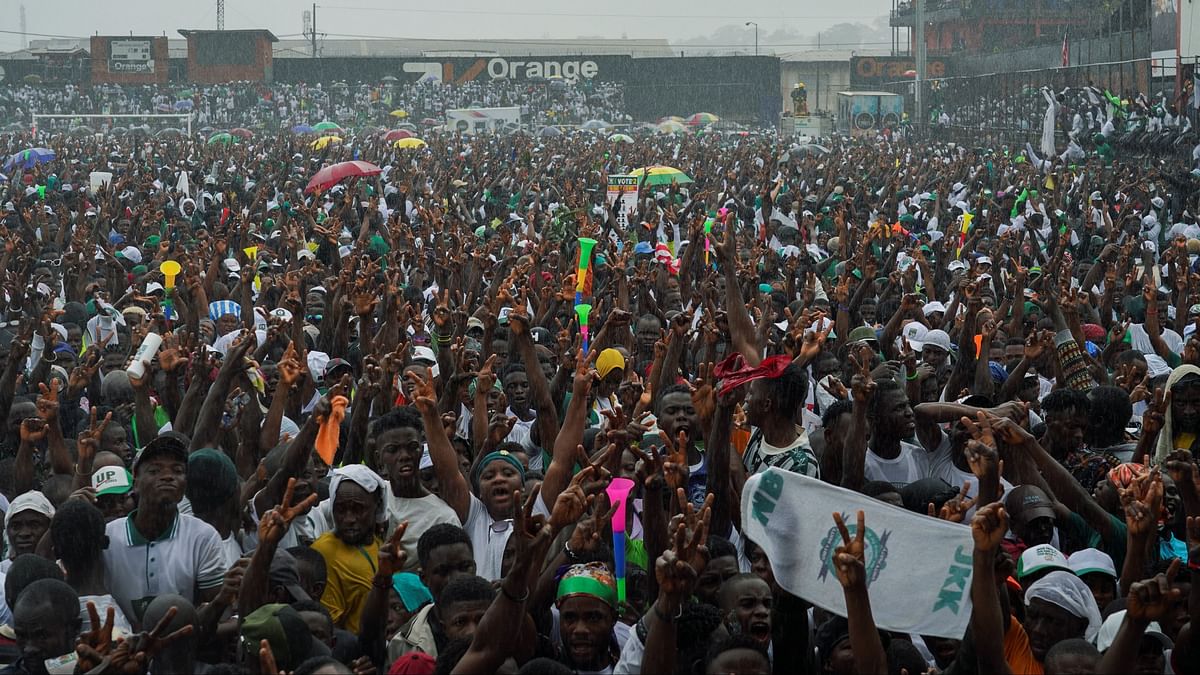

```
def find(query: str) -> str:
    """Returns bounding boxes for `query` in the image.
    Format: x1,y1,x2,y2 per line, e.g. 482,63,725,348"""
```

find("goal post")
31,113,192,137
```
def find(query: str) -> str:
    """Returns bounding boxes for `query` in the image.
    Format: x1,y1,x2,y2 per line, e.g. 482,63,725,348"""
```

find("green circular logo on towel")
817,517,891,587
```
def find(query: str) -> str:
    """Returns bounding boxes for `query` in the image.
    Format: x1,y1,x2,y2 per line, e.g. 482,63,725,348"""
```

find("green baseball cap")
845,325,879,345
241,604,327,670
91,466,133,496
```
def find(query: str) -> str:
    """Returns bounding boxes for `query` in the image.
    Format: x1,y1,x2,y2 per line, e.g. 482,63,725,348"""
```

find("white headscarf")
329,464,388,523
1025,570,1102,641
1155,364,1200,463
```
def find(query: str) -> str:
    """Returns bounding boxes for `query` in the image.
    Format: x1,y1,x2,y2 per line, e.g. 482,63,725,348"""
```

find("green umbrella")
313,121,342,133
630,165,694,186
609,133,634,143
207,132,234,146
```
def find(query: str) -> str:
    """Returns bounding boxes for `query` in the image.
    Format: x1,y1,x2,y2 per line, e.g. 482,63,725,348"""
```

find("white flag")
741,468,976,639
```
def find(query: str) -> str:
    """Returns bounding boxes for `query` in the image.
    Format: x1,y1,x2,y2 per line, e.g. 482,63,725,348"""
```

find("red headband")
714,353,792,396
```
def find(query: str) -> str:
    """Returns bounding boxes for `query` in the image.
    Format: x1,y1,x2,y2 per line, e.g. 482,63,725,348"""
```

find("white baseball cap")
1017,544,1071,580
1067,548,1116,579
921,329,953,354
923,301,947,317
901,321,929,350
1095,610,1171,652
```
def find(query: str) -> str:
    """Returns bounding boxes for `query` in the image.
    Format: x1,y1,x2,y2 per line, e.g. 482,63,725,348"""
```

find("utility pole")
745,21,758,56
914,0,926,131
312,4,318,57
216,0,225,30
19,5,26,49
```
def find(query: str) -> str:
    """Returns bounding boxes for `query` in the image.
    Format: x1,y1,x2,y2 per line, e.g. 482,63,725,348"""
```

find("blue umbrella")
174,100,194,111
3,147,55,172
292,124,314,134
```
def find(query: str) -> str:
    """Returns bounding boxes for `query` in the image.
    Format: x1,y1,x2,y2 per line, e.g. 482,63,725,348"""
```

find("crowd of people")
0,77,1197,675
926,78,1196,159
0,79,632,133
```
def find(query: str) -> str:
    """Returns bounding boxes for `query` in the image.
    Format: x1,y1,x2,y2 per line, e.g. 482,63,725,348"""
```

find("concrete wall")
185,32,274,84
780,61,851,115
90,36,169,85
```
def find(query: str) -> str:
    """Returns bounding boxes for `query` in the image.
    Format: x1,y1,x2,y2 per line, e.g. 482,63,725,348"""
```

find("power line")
0,28,88,41
307,31,894,49
317,4,882,21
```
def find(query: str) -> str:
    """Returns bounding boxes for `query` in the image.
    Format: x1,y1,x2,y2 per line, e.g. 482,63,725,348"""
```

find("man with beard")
311,464,389,633
372,407,458,573
1156,365,1200,457
101,432,226,626
1022,571,1102,666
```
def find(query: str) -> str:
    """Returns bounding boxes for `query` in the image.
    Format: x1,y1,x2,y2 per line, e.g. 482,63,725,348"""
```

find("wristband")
1189,559,1200,572
564,540,580,561
838,303,850,312
906,372,919,381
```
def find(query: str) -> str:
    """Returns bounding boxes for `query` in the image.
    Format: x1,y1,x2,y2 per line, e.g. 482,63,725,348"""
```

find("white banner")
741,468,976,639
607,174,638,230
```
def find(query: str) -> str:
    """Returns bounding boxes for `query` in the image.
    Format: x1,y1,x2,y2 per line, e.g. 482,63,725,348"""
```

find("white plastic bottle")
127,332,163,380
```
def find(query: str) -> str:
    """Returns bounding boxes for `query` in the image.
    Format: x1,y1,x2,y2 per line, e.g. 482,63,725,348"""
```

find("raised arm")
409,368,472,522
452,489,556,673
540,350,594,510
970,502,1014,675
832,511,887,675
714,220,760,366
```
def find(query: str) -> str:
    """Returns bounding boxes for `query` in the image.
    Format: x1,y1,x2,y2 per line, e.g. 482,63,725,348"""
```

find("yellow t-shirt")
1174,432,1196,454
310,531,379,633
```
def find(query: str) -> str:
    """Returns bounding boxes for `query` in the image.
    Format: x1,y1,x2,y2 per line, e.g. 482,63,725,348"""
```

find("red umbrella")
230,128,254,139
305,160,383,193
383,129,415,142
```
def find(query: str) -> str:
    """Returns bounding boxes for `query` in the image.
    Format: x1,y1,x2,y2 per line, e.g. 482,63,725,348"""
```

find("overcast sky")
1,0,892,52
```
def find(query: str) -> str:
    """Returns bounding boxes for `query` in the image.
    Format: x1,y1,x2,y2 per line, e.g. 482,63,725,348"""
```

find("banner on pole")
607,174,638,230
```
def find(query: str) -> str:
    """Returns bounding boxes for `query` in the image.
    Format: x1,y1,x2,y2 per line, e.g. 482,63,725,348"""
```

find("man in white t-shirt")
914,400,1020,513
371,407,460,572
411,370,531,581
863,379,926,486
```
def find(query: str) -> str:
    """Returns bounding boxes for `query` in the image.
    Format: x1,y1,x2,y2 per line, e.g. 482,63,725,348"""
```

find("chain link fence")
881,56,1197,154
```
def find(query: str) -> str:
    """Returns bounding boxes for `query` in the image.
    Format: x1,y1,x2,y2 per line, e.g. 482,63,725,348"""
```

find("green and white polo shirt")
102,510,227,624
